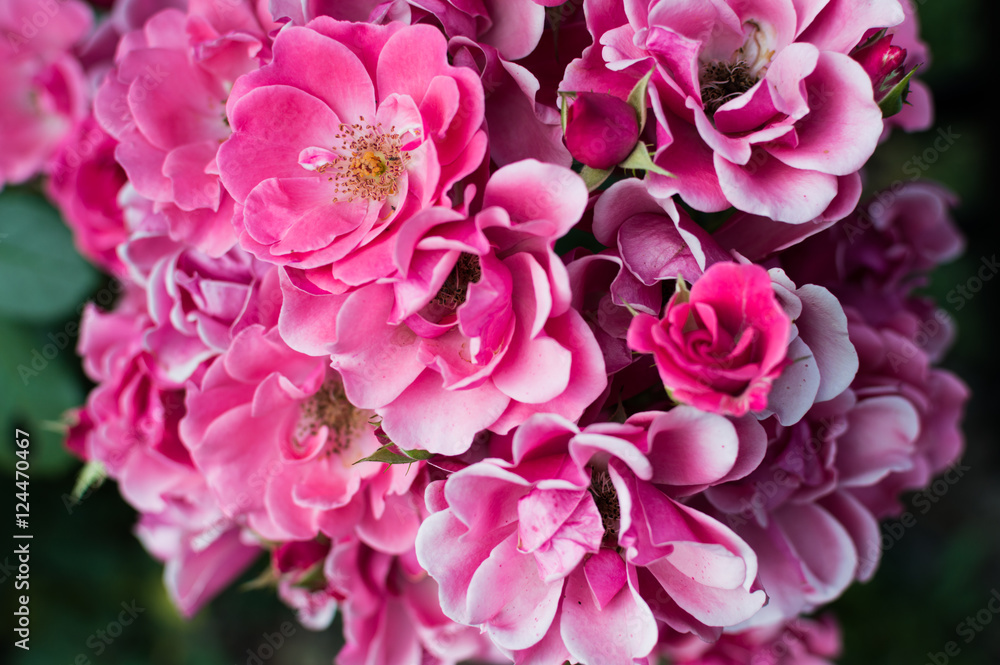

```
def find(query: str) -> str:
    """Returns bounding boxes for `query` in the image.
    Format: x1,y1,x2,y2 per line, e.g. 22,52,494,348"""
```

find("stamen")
295,380,369,456
301,119,412,203
431,253,482,309
699,60,759,117
589,468,620,545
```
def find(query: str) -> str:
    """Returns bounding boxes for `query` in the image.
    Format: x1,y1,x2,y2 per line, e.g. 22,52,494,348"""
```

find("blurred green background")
2,0,998,663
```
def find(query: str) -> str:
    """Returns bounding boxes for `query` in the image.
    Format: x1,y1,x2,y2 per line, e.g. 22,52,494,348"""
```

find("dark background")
1,1,998,663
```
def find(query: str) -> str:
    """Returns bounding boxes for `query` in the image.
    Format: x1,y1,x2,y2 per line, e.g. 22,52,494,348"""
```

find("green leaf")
580,165,613,192
626,68,655,133
353,441,433,465
619,142,674,178
0,189,100,323
401,447,434,460
878,64,920,118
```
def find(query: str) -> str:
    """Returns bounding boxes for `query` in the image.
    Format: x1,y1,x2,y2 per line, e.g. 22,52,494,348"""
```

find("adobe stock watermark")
841,125,961,243
236,621,297,665
65,599,145,664
5,0,78,54
17,277,127,386
924,588,1000,665
858,460,970,568
884,254,998,372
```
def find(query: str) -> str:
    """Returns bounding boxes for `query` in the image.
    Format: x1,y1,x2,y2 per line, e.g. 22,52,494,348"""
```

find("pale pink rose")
416,413,767,663
762,268,858,425
667,615,842,665
94,0,274,256
269,0,548,60
0,0,91,187
627,262,791,417
591,178,733,285
217,18,487,293
136,489,261,617
181,322,423,547
278,160,607,455
563,0,904,224
46,117,129,274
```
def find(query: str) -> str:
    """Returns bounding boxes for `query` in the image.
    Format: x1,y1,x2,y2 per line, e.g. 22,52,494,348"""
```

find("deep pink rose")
120,220,272,383
217,18,487,293
627,262,791,416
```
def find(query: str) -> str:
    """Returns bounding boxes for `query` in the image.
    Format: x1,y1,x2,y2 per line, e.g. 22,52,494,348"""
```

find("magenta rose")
627,262,791,416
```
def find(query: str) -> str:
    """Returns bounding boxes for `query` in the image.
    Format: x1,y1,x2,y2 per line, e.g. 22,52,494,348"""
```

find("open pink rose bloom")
17,0,970,661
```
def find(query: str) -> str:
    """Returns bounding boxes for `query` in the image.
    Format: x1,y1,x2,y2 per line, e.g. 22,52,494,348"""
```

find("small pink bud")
564,92,640,170
851,33,909,102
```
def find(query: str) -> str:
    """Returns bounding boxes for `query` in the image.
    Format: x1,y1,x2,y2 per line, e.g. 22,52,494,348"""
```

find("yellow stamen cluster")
322,117,412,203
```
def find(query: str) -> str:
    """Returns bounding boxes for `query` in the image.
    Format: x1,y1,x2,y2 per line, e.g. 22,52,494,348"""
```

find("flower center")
295,380,369,456
306,118,412,203
432,253,482,309
699,59,759,117
589,468,620,545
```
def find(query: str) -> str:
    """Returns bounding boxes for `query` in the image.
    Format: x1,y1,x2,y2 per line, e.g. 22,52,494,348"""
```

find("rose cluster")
4,0,966,662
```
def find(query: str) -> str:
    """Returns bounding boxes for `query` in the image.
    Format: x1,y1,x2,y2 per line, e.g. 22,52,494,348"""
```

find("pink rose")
416,413,767,662
563,0,904,224
278,160,607,455
0,0,91,187
94,0,273,256
627,262,791,416
181,322,423,547
46,117,129,275
216,17,487,293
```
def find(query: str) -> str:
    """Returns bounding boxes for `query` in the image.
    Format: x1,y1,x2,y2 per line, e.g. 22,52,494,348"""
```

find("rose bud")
564,92,640,169
851,30,910,106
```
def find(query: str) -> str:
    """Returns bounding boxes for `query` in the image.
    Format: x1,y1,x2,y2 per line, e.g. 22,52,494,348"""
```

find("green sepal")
878,64,920,118
241,565,278,591
559,91,576,134
71,460,107,503
626,68,655,133
581,165,613,192
619,142,673,178
292,562,328,592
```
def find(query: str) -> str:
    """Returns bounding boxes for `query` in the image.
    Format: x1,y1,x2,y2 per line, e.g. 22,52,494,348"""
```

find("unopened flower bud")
564,92,640,169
